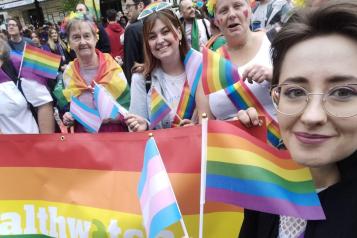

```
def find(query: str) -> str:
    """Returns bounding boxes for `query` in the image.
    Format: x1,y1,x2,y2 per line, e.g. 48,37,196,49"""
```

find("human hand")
242,65,272,84
63,112,74,126
124,114,148,132
236,107,261,128
179,119,195,127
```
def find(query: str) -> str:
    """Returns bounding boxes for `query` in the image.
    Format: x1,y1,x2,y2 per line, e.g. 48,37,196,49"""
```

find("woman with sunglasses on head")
127,5,195,131
238,1,357,237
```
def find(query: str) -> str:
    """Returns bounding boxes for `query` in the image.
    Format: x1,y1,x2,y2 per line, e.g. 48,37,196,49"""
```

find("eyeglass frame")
270,83,357,118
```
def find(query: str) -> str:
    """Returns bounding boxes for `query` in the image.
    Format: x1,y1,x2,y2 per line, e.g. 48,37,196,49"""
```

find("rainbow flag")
202,47,240,95
0,125,246,238
70,96,102,133
173,80,195,126
205,120,325,220
138,137,183,238
84,0,101,19
20,44,61,83
150,88,172,129
225,81,281,147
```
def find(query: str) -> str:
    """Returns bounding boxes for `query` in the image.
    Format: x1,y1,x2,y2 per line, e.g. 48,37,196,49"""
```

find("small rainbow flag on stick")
150,88,172,129
202,47,240,95
173,80,195,126
205,120,325,220
19,44,61,83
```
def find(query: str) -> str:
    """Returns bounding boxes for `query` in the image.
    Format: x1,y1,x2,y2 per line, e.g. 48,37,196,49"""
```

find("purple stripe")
20,69,49,85
206,188,325,220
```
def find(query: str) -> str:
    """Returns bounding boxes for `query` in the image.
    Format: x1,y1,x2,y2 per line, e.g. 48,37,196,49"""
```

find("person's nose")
300,94,328,127
156,34,165,44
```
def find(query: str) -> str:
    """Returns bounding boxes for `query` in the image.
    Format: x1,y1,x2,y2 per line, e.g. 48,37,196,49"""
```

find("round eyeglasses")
271,83,357,118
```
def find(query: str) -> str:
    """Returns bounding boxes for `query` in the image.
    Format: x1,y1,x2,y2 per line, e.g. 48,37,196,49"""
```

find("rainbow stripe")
150,88,172,129
84,0,101,19
173,80,195,126
20,44,61,82
206,120,325,220
138,137,182,238
225,80,281,147
202,47,240,95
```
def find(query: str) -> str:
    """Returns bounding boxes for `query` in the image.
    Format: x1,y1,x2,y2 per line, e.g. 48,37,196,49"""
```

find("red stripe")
0,126,201,172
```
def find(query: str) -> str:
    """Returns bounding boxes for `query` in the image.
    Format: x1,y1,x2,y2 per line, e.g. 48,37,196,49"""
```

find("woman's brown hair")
142,9,189,76
271,0,357,87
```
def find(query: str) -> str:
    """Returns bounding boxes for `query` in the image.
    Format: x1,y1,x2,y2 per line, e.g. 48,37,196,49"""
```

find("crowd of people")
0,0,356,237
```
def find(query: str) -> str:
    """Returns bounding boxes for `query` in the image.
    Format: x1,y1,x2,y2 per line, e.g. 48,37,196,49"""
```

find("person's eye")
218,8,228,15
328,86,357,101
148,34,156,40
282,86,307,99
162,29,170,35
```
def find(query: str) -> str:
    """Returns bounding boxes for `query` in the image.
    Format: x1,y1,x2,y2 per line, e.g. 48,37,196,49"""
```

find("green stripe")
24,56,58,70
218,56,227,89
116,85,130,110
207,161,314,194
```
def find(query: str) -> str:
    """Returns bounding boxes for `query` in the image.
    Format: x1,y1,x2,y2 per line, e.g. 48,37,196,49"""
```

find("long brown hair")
142,9,189,75
47,28,67,52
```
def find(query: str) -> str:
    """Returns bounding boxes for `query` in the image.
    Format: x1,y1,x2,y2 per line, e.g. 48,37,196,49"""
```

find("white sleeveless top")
209,35,277,121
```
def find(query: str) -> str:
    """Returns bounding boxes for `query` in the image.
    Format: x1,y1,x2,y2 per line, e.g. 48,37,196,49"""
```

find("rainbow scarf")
54,50,130,111
206,120,325,220
216,46,281,147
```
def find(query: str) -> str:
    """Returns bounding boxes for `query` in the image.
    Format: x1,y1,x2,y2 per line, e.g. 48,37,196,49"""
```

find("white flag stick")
199,114,208,238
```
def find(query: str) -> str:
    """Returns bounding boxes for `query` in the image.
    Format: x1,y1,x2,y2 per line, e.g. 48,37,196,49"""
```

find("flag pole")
149,133,189,238
17,42,27,79
199,113,208,238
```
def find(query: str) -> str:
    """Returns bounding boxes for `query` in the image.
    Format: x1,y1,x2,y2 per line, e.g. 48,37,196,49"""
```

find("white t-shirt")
130,67,186,129
209,35,277,122
0,78,52,134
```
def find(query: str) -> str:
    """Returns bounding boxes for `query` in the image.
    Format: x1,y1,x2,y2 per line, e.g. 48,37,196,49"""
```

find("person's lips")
294,132,334,145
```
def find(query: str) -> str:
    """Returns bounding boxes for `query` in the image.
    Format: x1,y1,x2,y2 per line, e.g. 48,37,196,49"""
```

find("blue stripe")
110,105,120,119
137,138,159,196
149,203,182,238
225,84,249,110
184,48,194,65
93,85,100,105
206,174,320,206
268,130,280,148
22,60,58,76
71,96,100,116
191,64,202,96
183,95,195,119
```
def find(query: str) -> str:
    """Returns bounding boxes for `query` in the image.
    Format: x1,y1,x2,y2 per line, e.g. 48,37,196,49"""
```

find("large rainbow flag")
150,88,172,129
0,126,246,237
205,120,325,220
201,47,240,95
20,44,61,83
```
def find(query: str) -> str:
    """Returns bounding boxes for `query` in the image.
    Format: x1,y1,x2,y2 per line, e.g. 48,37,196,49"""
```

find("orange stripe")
208,133,302,169
0,167,241,214
26,48,61,62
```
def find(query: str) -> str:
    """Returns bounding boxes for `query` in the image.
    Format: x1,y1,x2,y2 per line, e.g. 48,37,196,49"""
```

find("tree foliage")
62,0,81,13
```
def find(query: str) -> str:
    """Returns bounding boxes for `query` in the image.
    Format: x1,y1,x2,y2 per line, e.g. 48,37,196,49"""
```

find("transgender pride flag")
93,84,128,120
138,137,184,238
70,96,102,133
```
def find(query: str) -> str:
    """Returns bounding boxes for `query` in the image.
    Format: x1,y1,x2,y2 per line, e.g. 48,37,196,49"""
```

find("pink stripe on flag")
143,187,178,231
139,155,166,206
70,102,101,131
185,50,202,87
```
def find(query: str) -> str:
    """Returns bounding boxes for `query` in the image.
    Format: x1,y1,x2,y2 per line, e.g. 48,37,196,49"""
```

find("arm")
37,102,55,133
129,73,149,120
242,64,273,84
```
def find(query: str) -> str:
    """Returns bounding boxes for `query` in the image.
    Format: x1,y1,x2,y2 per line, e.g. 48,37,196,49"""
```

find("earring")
179,40,182,46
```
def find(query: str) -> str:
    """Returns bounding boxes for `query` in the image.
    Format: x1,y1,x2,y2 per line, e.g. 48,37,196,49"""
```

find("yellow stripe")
208,147,312,182
212,52,221,91
24,53,59,68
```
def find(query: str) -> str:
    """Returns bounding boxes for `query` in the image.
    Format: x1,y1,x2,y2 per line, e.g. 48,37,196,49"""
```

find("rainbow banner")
202,47,240,95
138,137,183,238
84,0,101,20
20,44,61,83
206,120,325,220
150,88,172,129
225,81,281,147
0,126,245,237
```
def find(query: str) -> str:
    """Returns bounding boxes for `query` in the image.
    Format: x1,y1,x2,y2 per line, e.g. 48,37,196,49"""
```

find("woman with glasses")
53,13,130,132
238,1,357,237
127,6,194,131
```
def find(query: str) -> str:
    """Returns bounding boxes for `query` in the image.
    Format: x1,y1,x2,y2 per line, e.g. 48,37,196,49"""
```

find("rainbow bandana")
54,50,130,110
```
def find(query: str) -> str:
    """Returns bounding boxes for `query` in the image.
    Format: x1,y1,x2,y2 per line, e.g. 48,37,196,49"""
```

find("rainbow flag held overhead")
19,44,61,83
202,47,240,95
150,88,172,129
205,120,325,220
225,81,281,147
138,137,184,238
84,0,101,20
93,84,128,120
70,96,102,133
